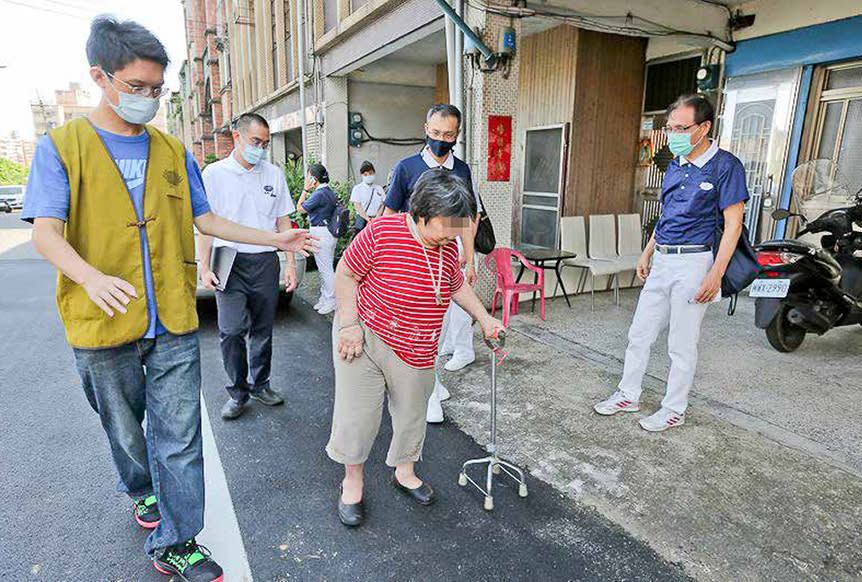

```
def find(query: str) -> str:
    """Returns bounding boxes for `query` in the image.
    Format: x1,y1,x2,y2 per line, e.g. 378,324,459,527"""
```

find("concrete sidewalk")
440,290,862,581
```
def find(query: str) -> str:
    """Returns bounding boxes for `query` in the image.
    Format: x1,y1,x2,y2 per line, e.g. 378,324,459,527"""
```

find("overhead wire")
464,0,731,43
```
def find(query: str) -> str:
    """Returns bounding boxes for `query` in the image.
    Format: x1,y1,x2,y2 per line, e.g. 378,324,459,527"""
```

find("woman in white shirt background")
350,160,385,234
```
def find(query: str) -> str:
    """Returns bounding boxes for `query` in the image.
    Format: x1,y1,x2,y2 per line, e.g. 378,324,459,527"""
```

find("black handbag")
713,204,759,315
473,189,496,254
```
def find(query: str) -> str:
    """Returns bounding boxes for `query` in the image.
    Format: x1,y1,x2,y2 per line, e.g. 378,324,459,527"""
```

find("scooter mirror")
772,209,792,221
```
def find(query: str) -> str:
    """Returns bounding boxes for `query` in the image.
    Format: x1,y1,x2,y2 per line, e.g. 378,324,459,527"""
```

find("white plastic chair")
588,214,628,305
617,213,643,285
556,216,624,308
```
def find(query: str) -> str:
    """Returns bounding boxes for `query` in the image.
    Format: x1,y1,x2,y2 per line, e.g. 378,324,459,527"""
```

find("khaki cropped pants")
326,321,436,467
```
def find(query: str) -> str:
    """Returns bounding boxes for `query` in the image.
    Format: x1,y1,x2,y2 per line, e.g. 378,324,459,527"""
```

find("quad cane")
458,331,528,510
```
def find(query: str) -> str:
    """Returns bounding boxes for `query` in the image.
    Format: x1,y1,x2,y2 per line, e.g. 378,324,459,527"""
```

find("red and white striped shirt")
343,214,464,369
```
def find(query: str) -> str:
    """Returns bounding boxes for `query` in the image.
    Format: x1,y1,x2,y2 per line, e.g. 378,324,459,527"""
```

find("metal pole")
433,0,495,66
444,16,456,105
295,0,309,177
489,350,496,451
453,0,465,160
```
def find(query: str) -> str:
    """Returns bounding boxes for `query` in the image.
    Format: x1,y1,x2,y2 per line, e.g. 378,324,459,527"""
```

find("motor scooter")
752,160,862,352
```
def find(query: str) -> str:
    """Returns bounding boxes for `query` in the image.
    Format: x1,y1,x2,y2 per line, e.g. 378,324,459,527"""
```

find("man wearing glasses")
22,17,314,581
594,94,748,432
198,113,298,420
384,104,483,423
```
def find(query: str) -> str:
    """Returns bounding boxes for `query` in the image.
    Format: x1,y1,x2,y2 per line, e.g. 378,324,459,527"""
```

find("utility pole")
296,0,308,177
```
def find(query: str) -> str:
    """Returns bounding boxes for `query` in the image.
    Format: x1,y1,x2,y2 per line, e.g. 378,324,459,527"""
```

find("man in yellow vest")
22,17,314,582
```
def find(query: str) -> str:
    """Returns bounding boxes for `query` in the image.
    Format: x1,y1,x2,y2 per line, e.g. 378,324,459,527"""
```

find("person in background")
384,104,482,423
351,160,385,234
22,16,314,582
199,113,297,421
298,163,338,315
328,170,504,527
594,94,748,432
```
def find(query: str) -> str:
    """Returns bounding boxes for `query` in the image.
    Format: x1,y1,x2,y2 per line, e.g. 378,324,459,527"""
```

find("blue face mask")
109,91,160,125
241,144,265,166
361,174,375,185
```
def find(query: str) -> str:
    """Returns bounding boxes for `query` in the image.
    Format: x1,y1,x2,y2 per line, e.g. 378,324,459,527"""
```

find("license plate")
749,278,790,298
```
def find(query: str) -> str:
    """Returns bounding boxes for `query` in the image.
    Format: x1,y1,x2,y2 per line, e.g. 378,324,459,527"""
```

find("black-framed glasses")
662,123,700,135
106,71,165,99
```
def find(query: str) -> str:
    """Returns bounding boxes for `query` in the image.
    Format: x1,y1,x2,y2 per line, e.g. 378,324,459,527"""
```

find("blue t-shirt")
384,152,475,213
22,128,211,339
655,148,749,246
303,185,337,227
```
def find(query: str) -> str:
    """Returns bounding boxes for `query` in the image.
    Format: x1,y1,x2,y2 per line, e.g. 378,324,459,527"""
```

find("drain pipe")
434,0,496,68
453,0,465,160
296,0,308,177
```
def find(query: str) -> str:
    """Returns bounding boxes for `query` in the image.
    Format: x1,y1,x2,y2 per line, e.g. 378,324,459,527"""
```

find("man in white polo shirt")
199,113,298,420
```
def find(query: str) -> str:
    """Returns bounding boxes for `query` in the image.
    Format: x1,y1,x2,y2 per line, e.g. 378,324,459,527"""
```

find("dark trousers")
215,251,280,402
73,332,204,556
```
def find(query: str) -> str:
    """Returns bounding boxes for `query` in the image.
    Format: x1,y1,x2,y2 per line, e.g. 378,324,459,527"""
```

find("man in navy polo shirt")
384,104,482,423
595,94,748,432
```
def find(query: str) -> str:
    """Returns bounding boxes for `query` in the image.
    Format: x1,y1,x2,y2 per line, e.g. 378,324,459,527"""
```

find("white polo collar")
421,146,455,170
680,140,719,168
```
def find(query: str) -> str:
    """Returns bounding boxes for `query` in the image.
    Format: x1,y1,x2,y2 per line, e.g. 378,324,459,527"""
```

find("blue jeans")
74,332,204,557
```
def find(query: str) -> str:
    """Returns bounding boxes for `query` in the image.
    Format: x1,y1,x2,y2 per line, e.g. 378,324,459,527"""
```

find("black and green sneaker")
153,539,223,582
133,495,161,529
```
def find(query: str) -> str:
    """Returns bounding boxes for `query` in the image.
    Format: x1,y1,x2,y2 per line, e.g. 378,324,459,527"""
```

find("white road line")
198,396,254,582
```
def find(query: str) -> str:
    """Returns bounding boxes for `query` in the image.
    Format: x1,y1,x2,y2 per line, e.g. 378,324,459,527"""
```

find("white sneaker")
444,352,475,372
434,377,451,402
316,302,336,315
593,390,640,416
426,390,444,423
312,299,323,310
639,407,685,432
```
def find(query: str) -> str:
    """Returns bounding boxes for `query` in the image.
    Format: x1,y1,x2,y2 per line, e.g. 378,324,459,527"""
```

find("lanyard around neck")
407,215,444,305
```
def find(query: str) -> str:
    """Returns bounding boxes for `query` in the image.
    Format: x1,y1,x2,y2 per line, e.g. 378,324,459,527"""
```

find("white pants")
441,239,475,359
618,251,713,414
310,226,337,306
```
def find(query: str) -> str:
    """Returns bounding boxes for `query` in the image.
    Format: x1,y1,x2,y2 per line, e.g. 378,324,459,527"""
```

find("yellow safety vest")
49,118,199,349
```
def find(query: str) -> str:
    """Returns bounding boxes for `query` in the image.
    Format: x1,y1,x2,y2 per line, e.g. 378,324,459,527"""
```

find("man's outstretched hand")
274,229,319,257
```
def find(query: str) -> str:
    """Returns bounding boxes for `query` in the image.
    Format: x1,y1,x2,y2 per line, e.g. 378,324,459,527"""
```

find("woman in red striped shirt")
327,169,504,527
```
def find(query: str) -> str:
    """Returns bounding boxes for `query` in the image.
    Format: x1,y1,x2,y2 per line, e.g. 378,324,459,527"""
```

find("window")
520,124,568,249
643,57,700,113
812,62,862,200
323,0,337,33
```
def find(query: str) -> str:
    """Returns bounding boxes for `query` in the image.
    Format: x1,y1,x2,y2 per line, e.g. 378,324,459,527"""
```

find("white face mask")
362,174,375,185
109,91,160,125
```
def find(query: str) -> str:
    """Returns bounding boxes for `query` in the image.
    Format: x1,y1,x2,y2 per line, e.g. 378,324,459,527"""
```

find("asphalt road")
1,212,689,581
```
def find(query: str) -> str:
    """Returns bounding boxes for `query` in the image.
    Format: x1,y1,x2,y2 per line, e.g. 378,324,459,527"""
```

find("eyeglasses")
663,123,700,135
106,71,165,99
428,128,459,141
244,136,270,149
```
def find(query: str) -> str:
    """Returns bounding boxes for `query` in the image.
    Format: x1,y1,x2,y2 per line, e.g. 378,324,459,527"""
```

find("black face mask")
427,135,456,157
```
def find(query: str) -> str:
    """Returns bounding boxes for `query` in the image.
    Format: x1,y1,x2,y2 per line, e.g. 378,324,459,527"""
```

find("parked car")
0,200,11,213
0,185,25,210
194,231,307,306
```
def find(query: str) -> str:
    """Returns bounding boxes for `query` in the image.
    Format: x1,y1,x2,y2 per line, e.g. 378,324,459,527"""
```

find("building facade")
174,0,862,300
0,132,36,168
178,0,235,165
30,83,95,138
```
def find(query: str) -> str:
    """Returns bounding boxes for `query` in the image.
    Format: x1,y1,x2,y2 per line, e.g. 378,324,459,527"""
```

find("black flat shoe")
338,487,364,527
391,475,436,506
